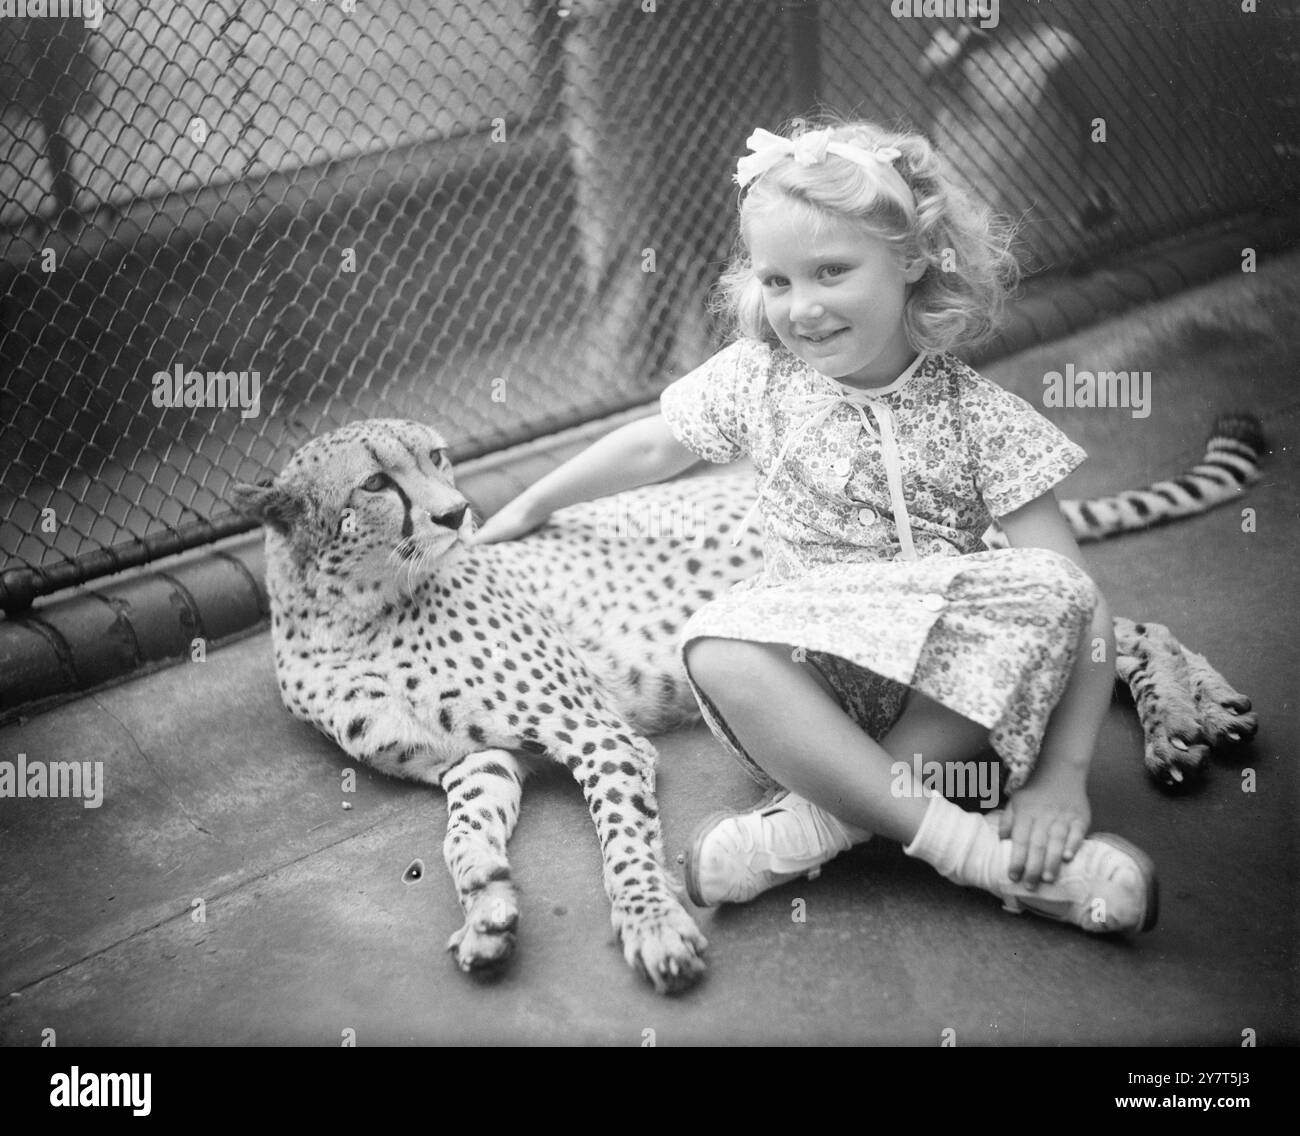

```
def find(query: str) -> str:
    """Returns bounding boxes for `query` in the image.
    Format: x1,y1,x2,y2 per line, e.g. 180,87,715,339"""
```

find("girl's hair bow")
734,127,904,191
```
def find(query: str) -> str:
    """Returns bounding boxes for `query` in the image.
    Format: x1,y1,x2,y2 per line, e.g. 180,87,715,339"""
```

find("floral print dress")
659,338,1097,793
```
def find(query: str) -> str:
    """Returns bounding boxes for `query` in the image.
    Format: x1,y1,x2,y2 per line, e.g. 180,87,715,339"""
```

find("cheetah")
232,414,1259,991
233,420,733,993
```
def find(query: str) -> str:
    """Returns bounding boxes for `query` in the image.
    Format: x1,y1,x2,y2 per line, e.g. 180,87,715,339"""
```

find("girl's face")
748,205,925,389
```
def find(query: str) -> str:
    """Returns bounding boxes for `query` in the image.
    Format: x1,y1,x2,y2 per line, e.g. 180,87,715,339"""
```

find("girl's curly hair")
712,117,1019,355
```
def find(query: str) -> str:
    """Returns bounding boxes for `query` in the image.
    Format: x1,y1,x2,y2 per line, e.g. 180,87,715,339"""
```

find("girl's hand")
994,771,1090,890
472,496,550,545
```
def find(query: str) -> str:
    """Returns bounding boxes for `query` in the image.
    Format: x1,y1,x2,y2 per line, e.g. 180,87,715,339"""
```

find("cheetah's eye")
359,472,394,493
431,448,451,471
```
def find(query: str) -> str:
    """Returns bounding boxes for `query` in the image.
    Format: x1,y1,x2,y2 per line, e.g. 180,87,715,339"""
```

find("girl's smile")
749,208,926,389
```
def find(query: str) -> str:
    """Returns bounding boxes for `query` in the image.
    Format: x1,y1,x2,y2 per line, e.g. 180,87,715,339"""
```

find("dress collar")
816,351,928,399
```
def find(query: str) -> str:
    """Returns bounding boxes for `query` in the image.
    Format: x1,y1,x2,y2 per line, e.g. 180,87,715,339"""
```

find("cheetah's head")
231,419,472,594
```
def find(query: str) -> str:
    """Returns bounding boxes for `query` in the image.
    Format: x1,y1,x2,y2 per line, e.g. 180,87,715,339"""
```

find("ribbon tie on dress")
734,354,926,561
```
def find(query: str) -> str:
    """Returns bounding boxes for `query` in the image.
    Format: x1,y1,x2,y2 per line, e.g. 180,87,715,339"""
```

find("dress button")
918,592,945,612
857,507,877,525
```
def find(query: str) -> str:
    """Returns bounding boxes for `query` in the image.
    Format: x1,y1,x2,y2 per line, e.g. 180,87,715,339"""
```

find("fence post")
785,0,821,114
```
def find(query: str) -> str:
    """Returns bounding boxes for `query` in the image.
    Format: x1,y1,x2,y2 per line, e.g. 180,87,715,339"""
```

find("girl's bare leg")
685,638,988,844
685,637,1156,932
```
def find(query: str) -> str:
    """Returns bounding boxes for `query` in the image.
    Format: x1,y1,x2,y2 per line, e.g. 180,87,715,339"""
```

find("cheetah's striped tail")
986,412,1266,548
1061,413,1265,542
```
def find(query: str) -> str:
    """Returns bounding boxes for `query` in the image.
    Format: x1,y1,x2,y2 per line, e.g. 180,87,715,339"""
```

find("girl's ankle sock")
903,793,1004,892
902,793,1159,934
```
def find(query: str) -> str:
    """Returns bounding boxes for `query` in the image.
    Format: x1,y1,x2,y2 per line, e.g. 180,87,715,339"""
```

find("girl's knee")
684,637,790,699
1034,545,1097,623
1017,548,1100,626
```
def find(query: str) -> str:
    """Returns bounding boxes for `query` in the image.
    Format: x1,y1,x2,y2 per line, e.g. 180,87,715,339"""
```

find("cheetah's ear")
231,481,306,536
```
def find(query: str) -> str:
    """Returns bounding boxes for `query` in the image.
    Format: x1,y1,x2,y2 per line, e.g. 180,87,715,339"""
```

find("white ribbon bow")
735,127,904,190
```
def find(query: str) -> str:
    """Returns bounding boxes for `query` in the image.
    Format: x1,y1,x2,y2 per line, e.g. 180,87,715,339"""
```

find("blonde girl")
476,119,1156,935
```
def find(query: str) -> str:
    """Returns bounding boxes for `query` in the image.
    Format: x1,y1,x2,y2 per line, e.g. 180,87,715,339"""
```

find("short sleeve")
964,375,1087,518
659,340,762,464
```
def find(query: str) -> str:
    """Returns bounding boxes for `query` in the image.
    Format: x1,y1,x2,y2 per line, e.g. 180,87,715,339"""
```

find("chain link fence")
1,0,1295,611
819,0,1296,271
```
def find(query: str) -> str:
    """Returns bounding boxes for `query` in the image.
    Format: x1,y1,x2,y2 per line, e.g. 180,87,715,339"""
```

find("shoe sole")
684,808,746,908
1094,832,1159,933
1015,832,1159,934
684,788,797,907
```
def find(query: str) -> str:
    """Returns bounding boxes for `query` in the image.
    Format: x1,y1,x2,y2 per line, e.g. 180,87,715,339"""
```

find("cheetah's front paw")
615,898,708,995
447,881,519,972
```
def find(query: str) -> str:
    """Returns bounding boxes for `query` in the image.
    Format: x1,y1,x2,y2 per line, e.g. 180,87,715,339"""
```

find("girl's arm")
994,489,1115,888
473,412,702,543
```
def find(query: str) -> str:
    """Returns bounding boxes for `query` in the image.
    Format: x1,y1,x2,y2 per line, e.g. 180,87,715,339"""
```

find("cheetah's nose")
432,503,469,530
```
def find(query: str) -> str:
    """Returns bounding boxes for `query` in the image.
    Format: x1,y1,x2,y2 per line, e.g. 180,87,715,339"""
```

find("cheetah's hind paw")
1185,645,1258,750
1115,618,1209,787
1114,617,1258,787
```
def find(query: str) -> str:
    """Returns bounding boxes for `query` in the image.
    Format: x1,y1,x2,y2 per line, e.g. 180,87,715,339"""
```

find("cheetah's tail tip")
1209,411,1266,456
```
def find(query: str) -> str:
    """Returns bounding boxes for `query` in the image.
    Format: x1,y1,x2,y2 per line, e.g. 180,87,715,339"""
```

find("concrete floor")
1,253,1297,1047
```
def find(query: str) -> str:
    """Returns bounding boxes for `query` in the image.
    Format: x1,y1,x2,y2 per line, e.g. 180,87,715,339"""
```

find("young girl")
475,119,1157,935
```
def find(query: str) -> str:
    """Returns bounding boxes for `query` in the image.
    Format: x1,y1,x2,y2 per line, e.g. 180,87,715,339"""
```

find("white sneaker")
685,791,868,907
997,833,1159,934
